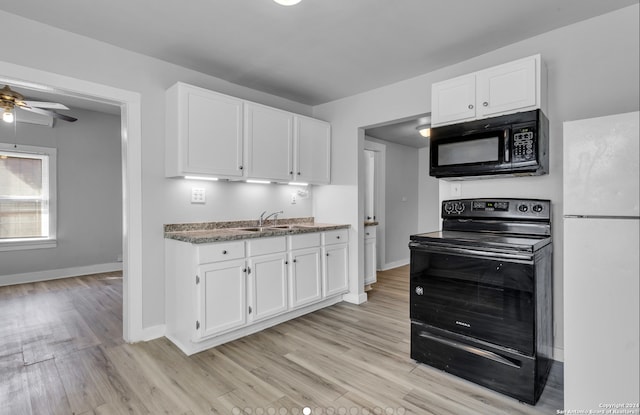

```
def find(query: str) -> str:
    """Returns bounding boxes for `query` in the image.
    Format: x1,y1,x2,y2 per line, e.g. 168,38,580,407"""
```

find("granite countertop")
164,217,350,244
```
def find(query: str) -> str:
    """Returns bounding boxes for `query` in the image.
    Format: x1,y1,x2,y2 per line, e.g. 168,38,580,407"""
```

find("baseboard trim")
138,324,166,342
0,262,124,287
553,347,564,362
342,292,368,304
380,258,410,271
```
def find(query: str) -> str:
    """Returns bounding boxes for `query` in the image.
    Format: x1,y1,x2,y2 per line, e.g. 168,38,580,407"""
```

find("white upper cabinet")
294,116,331,184
245,103,294,182
431,55,545,127
166,82,331,183
476,57,537,118
166,82,244,178
431,74,477,125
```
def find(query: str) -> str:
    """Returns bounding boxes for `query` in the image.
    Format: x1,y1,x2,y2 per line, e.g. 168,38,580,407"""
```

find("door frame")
0,61,144,342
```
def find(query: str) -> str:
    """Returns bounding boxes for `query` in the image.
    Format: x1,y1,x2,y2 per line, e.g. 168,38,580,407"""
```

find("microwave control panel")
512,127,536,162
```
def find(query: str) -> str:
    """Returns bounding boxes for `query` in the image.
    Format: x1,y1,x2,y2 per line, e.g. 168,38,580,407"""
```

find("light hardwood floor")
0,266,563,414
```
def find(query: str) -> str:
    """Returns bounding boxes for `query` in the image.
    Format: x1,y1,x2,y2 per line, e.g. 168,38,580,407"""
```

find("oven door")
409,243,535,355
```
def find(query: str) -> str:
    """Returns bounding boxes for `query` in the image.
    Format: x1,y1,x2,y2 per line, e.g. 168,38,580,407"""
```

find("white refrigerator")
563,111,640,412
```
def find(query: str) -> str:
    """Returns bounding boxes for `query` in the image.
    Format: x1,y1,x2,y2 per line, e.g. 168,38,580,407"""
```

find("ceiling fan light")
2,109,14,123
273,0,302,5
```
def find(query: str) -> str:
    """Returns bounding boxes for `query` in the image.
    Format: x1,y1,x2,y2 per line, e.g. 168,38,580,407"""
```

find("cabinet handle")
326,253,329,257
483,101,489,107
297,172,301,175
468,104,474,109
239,166,243,170
289,171,293,175
336,236,341,239
243,268,247,273
285,261,289,265
293,259,297,263
222,250,228,255
248,306,252,314
366,232,370,236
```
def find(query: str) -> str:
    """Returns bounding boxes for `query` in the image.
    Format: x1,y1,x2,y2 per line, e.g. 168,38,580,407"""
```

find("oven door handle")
418,331,521,369
409,242,534,262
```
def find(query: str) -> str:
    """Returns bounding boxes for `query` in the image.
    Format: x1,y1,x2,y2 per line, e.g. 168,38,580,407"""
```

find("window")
0,143,56,251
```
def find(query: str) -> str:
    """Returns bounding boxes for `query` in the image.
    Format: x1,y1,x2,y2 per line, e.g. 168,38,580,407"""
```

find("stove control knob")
444,202,454,213
454,202,465,213
532,204,544,213
518,204,529,213
415,286,424,296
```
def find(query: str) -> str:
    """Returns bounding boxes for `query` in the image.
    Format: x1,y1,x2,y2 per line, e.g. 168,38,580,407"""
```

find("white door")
289,248,322,308
323,244,349,297
197,259,246,339
476,57,536,118
245,103,293,181
364,149,376,222
431,73,476,125
182,88,244,177
564,217,640,411
249,253,288,321
295,116,331,184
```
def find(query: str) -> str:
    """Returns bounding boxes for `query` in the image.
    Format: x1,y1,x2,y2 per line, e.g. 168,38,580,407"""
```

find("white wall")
418,147,440,234
365,136,420,269
0,109,122,280
313,4,640,360
0,10,313,329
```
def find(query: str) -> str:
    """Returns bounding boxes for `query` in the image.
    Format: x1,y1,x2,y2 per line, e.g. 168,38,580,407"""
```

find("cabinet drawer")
290,233,321,250
323,229,349,245
247,236,286,256
364,226,376,240
198,241,245,263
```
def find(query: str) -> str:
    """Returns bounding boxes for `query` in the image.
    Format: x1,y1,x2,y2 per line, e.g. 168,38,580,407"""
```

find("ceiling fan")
1,85,78,123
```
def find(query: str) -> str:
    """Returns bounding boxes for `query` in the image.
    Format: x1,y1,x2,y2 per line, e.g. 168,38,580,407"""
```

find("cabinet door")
364,233,377,285
245,103,293,181
295,116,331,184
197,259,246,339
248,253,288,322
290,248,322,309
431,74,476,126
323,244,349,297
476,57,536,117
176,85,244,177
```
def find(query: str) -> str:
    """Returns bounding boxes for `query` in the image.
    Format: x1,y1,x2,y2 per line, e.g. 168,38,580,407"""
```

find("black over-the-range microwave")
429,109,549,179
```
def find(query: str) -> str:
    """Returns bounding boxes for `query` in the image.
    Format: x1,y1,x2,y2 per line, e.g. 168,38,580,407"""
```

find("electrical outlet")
451,183,461,197
191,187,206,204
291,193,297,204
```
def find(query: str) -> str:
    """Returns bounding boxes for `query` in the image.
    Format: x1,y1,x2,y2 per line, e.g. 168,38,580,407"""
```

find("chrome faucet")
258,210,283,227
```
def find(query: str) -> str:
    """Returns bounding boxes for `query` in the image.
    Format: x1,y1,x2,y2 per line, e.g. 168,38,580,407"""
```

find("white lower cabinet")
289,247,322,309
165,229,350,355
322,229,350,297
197,259,247,339
248,253,288,322
364,226,377,286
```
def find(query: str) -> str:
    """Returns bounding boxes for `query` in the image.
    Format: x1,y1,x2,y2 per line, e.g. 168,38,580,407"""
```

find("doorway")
0,63,143,342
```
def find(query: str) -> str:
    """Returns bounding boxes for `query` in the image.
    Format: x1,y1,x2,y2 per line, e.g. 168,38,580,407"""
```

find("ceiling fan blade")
22,100,70,110
19,106,78,122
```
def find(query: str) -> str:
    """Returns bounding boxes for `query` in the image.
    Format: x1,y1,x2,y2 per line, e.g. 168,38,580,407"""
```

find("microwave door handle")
504,130,510,162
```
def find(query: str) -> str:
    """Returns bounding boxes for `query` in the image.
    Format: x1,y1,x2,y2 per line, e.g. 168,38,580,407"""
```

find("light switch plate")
191,187,206,204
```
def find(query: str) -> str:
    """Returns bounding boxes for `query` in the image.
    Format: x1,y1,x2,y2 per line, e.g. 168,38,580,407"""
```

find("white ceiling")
1,1,637,138
1,0,637,107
